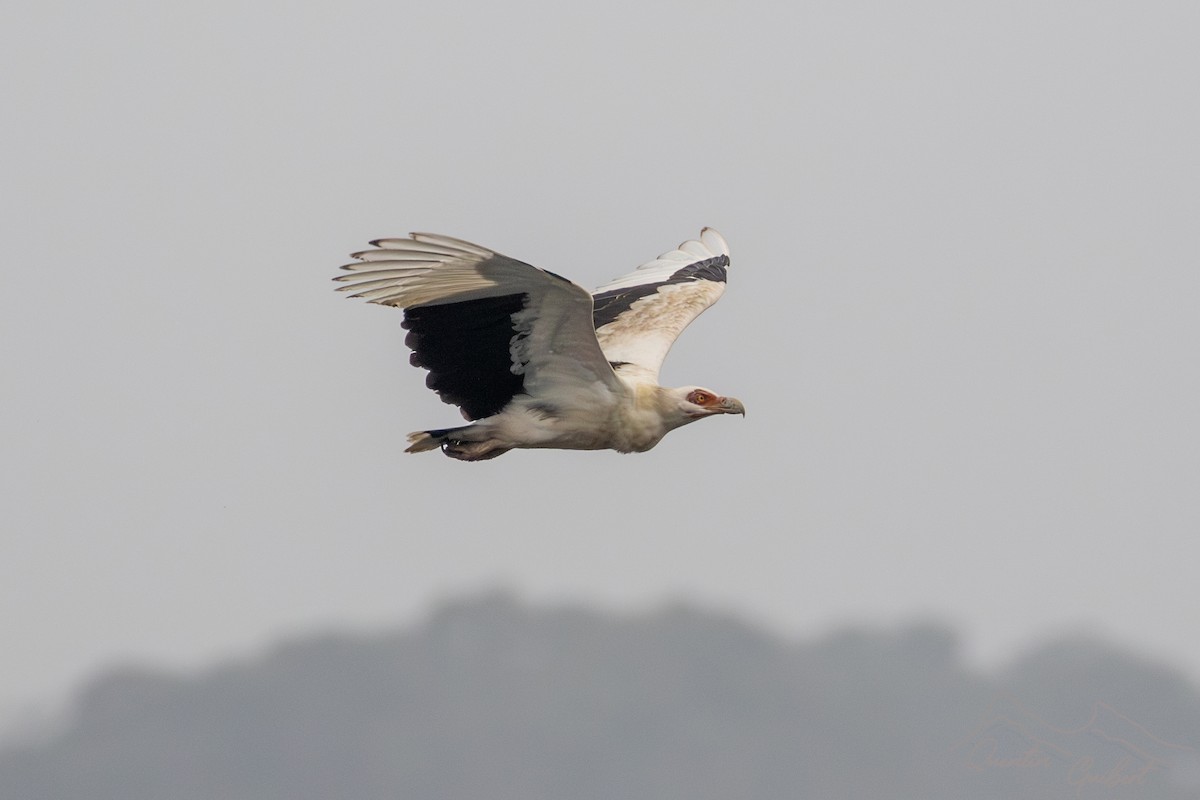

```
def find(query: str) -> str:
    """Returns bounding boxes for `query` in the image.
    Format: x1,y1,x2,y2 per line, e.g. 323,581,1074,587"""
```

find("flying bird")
334,228,744,460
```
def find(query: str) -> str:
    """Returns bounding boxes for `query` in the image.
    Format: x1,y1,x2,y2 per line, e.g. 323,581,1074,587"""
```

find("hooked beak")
717,396,746,416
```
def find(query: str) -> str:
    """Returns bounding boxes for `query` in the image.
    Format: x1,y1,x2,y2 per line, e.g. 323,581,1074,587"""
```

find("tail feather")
405,427,511,461
404,430,447,454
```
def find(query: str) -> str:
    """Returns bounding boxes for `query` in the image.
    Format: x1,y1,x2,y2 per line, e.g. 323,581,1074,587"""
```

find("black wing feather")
402,294,528,420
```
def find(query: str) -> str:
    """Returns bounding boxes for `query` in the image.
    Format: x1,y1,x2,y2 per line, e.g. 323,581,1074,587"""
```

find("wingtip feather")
699,227,729,257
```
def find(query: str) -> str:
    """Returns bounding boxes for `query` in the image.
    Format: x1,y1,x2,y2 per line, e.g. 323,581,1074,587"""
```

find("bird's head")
665,386,746,425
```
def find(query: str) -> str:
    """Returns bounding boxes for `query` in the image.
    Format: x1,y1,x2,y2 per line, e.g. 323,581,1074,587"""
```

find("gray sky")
3,0,1199,723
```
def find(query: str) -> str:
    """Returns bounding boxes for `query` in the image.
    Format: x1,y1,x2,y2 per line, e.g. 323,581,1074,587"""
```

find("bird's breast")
606,404,671,453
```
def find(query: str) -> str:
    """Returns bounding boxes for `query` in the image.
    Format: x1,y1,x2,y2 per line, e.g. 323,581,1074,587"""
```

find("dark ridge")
402,294,528,420
608,360,631,369
592,254,728,330
6,595,1200,800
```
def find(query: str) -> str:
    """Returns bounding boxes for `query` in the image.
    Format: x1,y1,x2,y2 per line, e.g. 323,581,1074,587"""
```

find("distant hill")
3,592,1199,799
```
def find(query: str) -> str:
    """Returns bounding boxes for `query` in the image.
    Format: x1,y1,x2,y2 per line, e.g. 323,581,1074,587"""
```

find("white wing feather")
592,228,730,382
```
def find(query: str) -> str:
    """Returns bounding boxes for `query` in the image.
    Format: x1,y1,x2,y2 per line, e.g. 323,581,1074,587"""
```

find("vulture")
334,228,744,460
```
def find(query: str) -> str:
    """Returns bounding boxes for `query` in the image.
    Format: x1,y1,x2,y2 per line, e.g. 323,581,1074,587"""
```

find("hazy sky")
3,0,1198,724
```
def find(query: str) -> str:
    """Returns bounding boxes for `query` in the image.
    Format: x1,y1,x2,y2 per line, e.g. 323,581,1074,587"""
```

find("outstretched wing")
335,233,622,420
591,228,729,382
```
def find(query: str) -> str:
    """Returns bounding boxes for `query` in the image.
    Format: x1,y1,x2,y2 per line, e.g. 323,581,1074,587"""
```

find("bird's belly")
496,404,665,453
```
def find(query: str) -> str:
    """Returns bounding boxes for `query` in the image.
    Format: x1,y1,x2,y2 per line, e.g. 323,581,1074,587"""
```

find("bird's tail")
405,427,464,453
405,427,511,461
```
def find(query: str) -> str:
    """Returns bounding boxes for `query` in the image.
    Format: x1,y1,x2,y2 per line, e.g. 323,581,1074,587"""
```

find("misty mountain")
3,593,1198,799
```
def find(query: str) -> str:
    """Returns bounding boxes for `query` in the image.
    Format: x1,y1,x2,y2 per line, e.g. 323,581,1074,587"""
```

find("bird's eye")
689,391,711,405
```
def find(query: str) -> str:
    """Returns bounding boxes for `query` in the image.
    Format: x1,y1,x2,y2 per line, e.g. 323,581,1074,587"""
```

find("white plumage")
335,228,744,460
